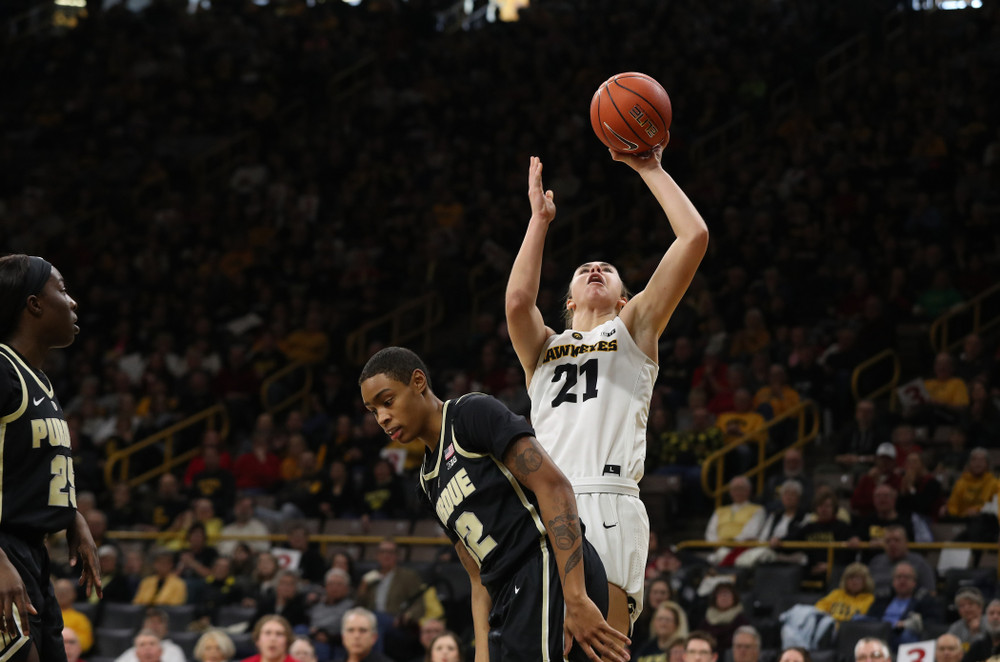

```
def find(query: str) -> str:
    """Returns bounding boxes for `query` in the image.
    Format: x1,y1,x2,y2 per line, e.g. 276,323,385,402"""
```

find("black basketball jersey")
0,344,77,535
419,393,546,590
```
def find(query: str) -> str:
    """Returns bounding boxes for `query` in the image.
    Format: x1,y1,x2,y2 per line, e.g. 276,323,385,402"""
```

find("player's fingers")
563,629,573,657
15,592,35,636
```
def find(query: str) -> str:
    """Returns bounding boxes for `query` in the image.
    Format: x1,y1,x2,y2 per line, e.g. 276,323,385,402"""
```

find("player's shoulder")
448,391,496,415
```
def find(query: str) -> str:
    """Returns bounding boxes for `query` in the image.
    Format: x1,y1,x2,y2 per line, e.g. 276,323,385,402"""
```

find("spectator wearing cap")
851,442,903,517
867,525,937,596
948,587,985,648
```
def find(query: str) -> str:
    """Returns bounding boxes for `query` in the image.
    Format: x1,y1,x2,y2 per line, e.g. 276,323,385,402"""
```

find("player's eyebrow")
363,387,392,409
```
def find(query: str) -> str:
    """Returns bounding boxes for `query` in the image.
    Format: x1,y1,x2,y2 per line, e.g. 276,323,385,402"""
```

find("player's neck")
572,309,617,332
4,335,47,369
417,396,445,452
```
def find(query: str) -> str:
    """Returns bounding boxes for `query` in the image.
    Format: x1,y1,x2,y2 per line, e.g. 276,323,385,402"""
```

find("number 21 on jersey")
550,359,599,407
49,454,77,507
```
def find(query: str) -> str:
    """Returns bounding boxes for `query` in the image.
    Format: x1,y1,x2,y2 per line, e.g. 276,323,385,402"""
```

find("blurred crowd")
2,0,1000,660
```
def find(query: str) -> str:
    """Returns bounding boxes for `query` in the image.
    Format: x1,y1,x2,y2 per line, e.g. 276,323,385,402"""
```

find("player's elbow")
505,289,535,317
685,226,710,255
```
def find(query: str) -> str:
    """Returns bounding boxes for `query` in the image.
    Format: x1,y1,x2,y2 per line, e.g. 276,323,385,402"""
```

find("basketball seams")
606,80,656,150
612,78,670,130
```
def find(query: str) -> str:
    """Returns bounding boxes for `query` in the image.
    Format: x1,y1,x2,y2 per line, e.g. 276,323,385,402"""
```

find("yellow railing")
108,530,450,560
700,400,821,508
676,539,1000,584
345,292,445,366
104,404,229,489
929,282,1000,354
260,361,313,416
851,348,902,412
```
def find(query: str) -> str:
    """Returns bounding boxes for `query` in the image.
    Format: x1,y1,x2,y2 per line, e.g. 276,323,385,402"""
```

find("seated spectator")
763,448,813,514
696,582,750,653
199,556,246,623
245,614,296,662
194,629,237,662
731,626,762,662
704,477,765,563
898,451,944,524
253,569,311,630
834,399,890,468
357,539,428,659
359,458,409,522
942,447,998,520
851,442,903,518
632,575,676,651
716,389,767,470
935,633,963,662
183,429,233,487
634,601,690,662
56,578,93,654
143,473,190,532
407,619,446,662
64,626,84,662
655,406,724,511
814,562,876,625
755,480,807,564
133,549,188,606
189,443,237,520
318,459,362,521
865,562,944,648
341,608,393,662
730,308,772,363
890,425,923,469
106,480,142,530
906,352,970,428
85,544,137,603
274,451,328,521
752,363,801,421
947,587,985,649
131,629,164,662
176,522,220,583
964,599,1000,662
285,524,328,586
235,425,282,494
310,568,356,646
289,636,318,662
166,498,224,550
246,551,281,607
785,490,858,579
854,484,914,551
423,631,463,662
115,608,186,662
867,525,937,596
962,378,1000,448
218,495,273,557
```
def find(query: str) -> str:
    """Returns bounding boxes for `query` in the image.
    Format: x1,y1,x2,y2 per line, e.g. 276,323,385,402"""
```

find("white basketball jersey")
528,317,658,483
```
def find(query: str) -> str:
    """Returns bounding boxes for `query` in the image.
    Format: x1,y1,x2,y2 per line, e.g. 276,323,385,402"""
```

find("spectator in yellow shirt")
55,578,93,653
753,364,801,420
942,448,998,518
133,549,188,606
815,563,876,625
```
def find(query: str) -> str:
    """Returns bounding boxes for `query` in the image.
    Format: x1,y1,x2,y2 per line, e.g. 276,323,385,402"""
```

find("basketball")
589,72,672,154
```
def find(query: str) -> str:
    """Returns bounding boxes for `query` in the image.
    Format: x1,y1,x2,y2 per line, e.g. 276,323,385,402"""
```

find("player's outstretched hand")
0,554,36,637
68,511,103,599
563,596,631,662
528,156,556,224
610,140,667,173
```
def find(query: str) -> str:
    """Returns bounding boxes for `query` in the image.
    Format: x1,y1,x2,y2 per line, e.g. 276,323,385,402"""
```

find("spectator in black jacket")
866,562,944,649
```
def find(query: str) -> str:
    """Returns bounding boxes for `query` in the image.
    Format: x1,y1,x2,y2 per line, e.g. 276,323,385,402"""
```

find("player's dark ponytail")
0,254,32,341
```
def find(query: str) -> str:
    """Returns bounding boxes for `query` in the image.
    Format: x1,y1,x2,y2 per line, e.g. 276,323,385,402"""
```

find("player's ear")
410,369,428,393
24,294,43,317
565,297,575,313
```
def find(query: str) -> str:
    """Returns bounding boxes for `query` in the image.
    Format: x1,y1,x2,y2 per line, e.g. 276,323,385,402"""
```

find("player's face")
38,267,78,348
362,371,430,446
568,262,626,313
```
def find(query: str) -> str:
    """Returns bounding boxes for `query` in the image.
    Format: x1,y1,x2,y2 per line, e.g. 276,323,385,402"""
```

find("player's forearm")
506,218,549,311
470,580,492,662
539,485,589,602
640,167,709,242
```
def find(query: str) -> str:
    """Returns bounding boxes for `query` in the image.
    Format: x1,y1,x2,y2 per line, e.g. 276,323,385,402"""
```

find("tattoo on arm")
564,546,583,578
547,512,581,550
512,442,543,480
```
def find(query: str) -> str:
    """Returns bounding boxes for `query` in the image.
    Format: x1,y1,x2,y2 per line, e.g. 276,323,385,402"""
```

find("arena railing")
345,292,445,367
675,539,1000,585
700,400,821,509
260,360,314,416
851,348,902,413
929,281,1000,354
104,403,229,489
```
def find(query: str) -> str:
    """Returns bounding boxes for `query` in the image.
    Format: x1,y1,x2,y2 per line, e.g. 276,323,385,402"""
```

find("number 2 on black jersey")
550,359,599,407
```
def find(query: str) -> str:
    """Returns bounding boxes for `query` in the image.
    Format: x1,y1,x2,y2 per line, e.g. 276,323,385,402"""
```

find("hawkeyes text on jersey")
419,393,546,590
0,344,77,535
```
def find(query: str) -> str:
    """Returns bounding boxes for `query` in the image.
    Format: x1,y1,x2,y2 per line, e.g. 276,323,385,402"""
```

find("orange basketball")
589,72,672,154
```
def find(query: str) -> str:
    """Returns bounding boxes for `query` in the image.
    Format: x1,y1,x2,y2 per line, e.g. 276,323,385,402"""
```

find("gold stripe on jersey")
0,352,28,424
0,604,29,661
491,456,547,538
539,538,551,662
0,344,54,399
0,422,6,526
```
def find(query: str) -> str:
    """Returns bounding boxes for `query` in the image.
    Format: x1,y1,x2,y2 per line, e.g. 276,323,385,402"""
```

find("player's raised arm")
454,542,492,662
506,156,557,385
613,144,709,357
502,435,630,662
